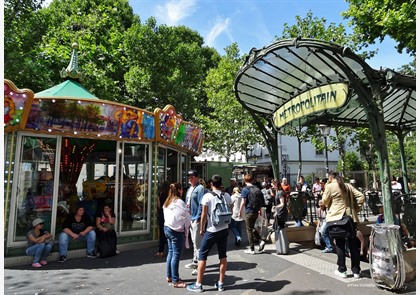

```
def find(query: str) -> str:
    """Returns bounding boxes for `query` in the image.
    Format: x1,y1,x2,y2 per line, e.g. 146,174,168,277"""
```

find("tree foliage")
123,18,219,120
196,43,262,160
342,0,416,55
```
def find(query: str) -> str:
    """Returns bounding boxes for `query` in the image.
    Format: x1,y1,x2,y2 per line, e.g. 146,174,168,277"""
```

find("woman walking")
163,183,191,288
230,187,245,246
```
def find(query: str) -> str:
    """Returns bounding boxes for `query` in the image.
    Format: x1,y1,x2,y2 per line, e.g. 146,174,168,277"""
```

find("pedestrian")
58,205,96,262
262,182,274,225
322,171,365,278
315,200,334,253
187,175,232,292
225,178,237,196
272,180,288,229
163,183,190,288
26,218,53,268
154,180,170,258
240,174,265,255
184,170,206,274
229,187,244,246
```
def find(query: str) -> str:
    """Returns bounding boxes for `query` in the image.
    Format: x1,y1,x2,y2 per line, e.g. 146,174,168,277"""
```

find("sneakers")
185,261,198,269
321,248,334,253
334,270,347,278
40,260,48,265
58,256,67,263
32,262,42,268
258,240,266,252
244,249,255,255
353,273,360,279
191,269,198,276
214,282,224,291
86,253,97,258
187,283,203,293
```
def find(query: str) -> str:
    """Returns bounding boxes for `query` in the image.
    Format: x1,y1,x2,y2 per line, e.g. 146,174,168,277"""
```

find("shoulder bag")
326,184,356,239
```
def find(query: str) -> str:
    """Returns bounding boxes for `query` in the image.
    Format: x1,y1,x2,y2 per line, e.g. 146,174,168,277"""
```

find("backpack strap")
211,191,225,203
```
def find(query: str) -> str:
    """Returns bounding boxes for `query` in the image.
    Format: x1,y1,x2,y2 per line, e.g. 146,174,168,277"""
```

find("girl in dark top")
155,180,170,258
95,203,117,258
272,180,288,229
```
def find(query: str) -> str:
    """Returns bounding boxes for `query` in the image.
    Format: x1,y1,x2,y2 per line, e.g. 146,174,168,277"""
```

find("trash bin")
288,191,305,220
368,224,406,290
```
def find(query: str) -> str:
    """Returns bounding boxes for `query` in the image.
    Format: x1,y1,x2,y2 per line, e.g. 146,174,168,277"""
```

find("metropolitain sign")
272,83,348,128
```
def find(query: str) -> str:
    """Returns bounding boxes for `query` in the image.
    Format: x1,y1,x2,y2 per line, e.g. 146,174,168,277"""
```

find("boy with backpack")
240,174,266,255
187,175,233,293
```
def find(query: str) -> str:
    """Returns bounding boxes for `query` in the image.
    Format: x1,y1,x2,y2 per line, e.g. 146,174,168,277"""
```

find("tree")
342,0,416,55
197,43,262,161
123,18,219,120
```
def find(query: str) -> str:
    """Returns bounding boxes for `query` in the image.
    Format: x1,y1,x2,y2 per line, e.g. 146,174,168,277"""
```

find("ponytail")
163,183,182,208
328,171,346,193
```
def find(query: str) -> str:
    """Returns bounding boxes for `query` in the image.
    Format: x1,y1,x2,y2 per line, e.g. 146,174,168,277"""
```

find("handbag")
326,184,356,239
326,215,355,239
314,229,322,246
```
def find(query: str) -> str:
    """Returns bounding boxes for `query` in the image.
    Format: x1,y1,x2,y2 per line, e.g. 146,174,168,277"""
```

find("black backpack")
247,185,264,211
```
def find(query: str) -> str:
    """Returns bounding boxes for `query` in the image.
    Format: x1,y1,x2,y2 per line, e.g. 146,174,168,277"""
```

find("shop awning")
234,38,416,132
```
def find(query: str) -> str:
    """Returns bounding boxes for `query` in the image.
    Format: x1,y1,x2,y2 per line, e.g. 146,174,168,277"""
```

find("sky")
128,0,413,70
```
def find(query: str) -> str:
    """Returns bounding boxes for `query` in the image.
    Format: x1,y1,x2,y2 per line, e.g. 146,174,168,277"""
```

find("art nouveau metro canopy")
234,38,416,131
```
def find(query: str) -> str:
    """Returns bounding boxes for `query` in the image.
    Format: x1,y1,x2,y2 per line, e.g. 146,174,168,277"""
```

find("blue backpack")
210,192,232,226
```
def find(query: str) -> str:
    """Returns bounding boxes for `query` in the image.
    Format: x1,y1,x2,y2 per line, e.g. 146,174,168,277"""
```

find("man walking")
240,174,265,254
185,170,205,274
187,175,232,292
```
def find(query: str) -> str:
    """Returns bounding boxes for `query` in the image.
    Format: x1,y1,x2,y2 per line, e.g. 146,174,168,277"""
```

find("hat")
376,202,383,207
187,170,199,177
350,179,356,184
32,218,44,227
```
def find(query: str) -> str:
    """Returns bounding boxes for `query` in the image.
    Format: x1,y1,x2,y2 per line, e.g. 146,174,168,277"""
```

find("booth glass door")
118,142,150,233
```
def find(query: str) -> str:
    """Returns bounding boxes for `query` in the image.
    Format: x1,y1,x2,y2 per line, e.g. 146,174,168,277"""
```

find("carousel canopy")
35,79,98,100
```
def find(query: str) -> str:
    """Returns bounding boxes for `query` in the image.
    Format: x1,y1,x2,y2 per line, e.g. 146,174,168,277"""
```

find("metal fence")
288,190,416,239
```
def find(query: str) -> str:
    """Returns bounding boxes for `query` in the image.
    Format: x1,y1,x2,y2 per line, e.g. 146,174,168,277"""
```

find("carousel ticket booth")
4,77,204,257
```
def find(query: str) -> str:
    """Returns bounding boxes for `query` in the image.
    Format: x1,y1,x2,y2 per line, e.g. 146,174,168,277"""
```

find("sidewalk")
4,235,416,295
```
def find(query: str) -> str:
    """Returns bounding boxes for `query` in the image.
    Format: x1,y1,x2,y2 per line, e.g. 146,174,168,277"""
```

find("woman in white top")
229,187,245,246
163,183,191,288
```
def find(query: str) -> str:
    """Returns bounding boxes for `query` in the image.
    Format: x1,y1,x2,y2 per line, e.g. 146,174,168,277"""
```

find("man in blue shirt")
184,170,205,273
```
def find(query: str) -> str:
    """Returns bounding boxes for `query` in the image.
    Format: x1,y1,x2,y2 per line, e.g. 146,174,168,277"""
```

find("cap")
32,218,44,227
376,202,383,207
350,179,356,184
230,178,236,181
187,170,199,177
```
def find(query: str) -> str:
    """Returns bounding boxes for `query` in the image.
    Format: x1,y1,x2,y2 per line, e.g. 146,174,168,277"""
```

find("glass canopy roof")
234,38,416,132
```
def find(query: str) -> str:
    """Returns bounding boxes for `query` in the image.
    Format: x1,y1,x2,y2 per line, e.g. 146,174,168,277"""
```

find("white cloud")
205,17,231,47
155,0,197,26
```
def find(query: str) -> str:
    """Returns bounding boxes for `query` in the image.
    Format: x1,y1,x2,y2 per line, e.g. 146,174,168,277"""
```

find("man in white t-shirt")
187,175,233,293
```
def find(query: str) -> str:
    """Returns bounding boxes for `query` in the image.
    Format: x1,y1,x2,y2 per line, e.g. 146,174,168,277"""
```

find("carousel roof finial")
60,42,83,81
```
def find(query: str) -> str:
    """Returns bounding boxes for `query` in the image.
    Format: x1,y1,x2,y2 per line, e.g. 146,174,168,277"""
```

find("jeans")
190,220,202,262
320,222,333,250
164,226,185,283
26,243,53,263
335,237,360,274
244,212,261,250
229,219,243,242
59,230,96,256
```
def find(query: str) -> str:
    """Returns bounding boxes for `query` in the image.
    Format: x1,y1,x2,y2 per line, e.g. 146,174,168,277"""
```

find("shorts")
198,228,229,261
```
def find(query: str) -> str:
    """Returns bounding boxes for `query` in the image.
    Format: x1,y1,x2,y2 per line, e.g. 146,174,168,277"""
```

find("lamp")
252,154,258,165
318,125,331,176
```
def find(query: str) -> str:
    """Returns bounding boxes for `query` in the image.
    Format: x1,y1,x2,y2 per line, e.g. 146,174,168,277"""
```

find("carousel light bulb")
48,129,52,132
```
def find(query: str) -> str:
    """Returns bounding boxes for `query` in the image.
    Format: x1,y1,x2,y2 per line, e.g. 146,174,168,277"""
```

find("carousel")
4,43,204,256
